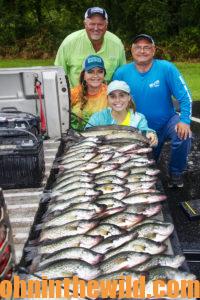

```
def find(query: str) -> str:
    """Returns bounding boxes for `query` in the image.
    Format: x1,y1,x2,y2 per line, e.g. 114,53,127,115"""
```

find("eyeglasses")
133,45,153,53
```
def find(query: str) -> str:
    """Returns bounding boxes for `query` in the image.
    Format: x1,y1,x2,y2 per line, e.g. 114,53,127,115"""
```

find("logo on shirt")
149,80,160,88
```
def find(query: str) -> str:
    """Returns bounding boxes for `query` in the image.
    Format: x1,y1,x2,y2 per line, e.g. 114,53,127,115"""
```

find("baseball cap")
133,34,155,44
83,55,105,72
107,80,130,95
85,7,108,20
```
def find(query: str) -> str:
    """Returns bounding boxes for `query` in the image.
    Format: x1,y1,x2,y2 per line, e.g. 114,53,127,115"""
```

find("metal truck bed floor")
3,139,60,264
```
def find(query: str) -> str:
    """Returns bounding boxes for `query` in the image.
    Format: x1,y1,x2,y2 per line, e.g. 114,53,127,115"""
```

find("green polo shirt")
54,29,126,87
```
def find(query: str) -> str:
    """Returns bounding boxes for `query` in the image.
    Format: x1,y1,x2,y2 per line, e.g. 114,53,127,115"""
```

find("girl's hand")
146,132,158,147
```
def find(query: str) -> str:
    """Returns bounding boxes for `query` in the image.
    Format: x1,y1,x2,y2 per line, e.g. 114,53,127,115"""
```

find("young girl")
70,55,107,130
86,80,157,146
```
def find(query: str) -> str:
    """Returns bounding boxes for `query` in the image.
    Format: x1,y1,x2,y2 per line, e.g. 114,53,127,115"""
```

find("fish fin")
34,223,43,231
24,246,39,262
40,193,51,203
29,255,42,273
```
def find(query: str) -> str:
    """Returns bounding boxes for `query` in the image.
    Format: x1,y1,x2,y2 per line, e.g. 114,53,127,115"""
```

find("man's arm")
168,63,192,124
167,63,192,139
54,42,68,75
112,64,124,81
119,42,126,66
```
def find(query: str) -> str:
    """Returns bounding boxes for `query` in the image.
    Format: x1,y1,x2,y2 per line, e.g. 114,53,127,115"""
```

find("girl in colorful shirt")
86,80,158,146
70,55,107,131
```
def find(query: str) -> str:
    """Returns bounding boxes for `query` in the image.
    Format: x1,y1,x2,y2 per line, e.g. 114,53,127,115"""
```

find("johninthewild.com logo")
0,275,199,298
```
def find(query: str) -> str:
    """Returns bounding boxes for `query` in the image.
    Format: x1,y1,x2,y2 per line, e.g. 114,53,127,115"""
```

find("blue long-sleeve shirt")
85,108,155,133
113,59,192,131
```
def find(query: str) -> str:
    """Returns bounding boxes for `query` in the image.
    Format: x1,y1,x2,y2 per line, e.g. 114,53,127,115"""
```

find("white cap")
107,80,130,95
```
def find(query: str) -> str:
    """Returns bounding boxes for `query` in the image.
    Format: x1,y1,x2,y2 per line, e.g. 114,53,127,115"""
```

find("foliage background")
0,0,200,61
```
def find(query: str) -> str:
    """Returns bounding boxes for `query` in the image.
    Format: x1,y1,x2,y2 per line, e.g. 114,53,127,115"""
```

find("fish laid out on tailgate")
45,200,106,217
91,232,137,254
87,223,127,238
100,251,150,274
38,247,104,267
24,127,195,286
25,234,103,259
132,254,185,271
34,258,101,280
129,221,174,242
104,237,167,259
38,219,99,242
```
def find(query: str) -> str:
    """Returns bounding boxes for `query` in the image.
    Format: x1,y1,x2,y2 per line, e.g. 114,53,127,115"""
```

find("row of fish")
22,127,195,299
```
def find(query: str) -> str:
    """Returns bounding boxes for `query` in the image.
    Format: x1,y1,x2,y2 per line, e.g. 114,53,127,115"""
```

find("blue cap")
83,55,105,71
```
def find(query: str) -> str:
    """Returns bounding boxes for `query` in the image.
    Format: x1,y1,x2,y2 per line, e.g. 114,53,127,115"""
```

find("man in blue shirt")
113,34,192,188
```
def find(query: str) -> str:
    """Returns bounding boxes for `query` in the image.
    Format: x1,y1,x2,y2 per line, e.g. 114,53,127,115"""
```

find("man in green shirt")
54,7,126,87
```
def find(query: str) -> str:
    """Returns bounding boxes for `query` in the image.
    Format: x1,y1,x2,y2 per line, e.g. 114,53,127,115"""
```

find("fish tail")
34,223,43,231
40,193,51,203
29,255,42,273
24,246,39,262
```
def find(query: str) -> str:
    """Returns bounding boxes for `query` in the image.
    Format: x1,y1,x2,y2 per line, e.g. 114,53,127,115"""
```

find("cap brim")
133,35,154,44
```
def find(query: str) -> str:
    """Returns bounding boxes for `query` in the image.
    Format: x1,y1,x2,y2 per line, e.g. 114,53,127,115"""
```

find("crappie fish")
130,167,160,176
46,199,104,216
48,195,97,210
39,219,99,242
39,247,104,267
125,181,156,191
132,254,185,271
41,208,98,228
25,234,103,258
50,188,101,202
95,183,127,194
105,237,167,259
117,143,148,153
97,145,117,153
52,182,95,194
60,152,97,164
122,193,167,204
64,147,96,157
60,161,100,171
94,206,126,219
77,136,101,143
126,174,157,183
98,190,129,200
119,159,155,170
103,132,148,143
101,211,144,229
130,222,174,242
55,171,93,183
90,153,114,163
92,232,137,254
96,269,139,282
59,159,94,169
94,198,126,209
82,126,148,141
70,141,100,149
52,175,94,191
87,223,126,238
124,203,161,217
109,155,131,164
95,169,129,179
35,258,100,280
95,175,127,186
89,163,119,174
100,251,150,274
